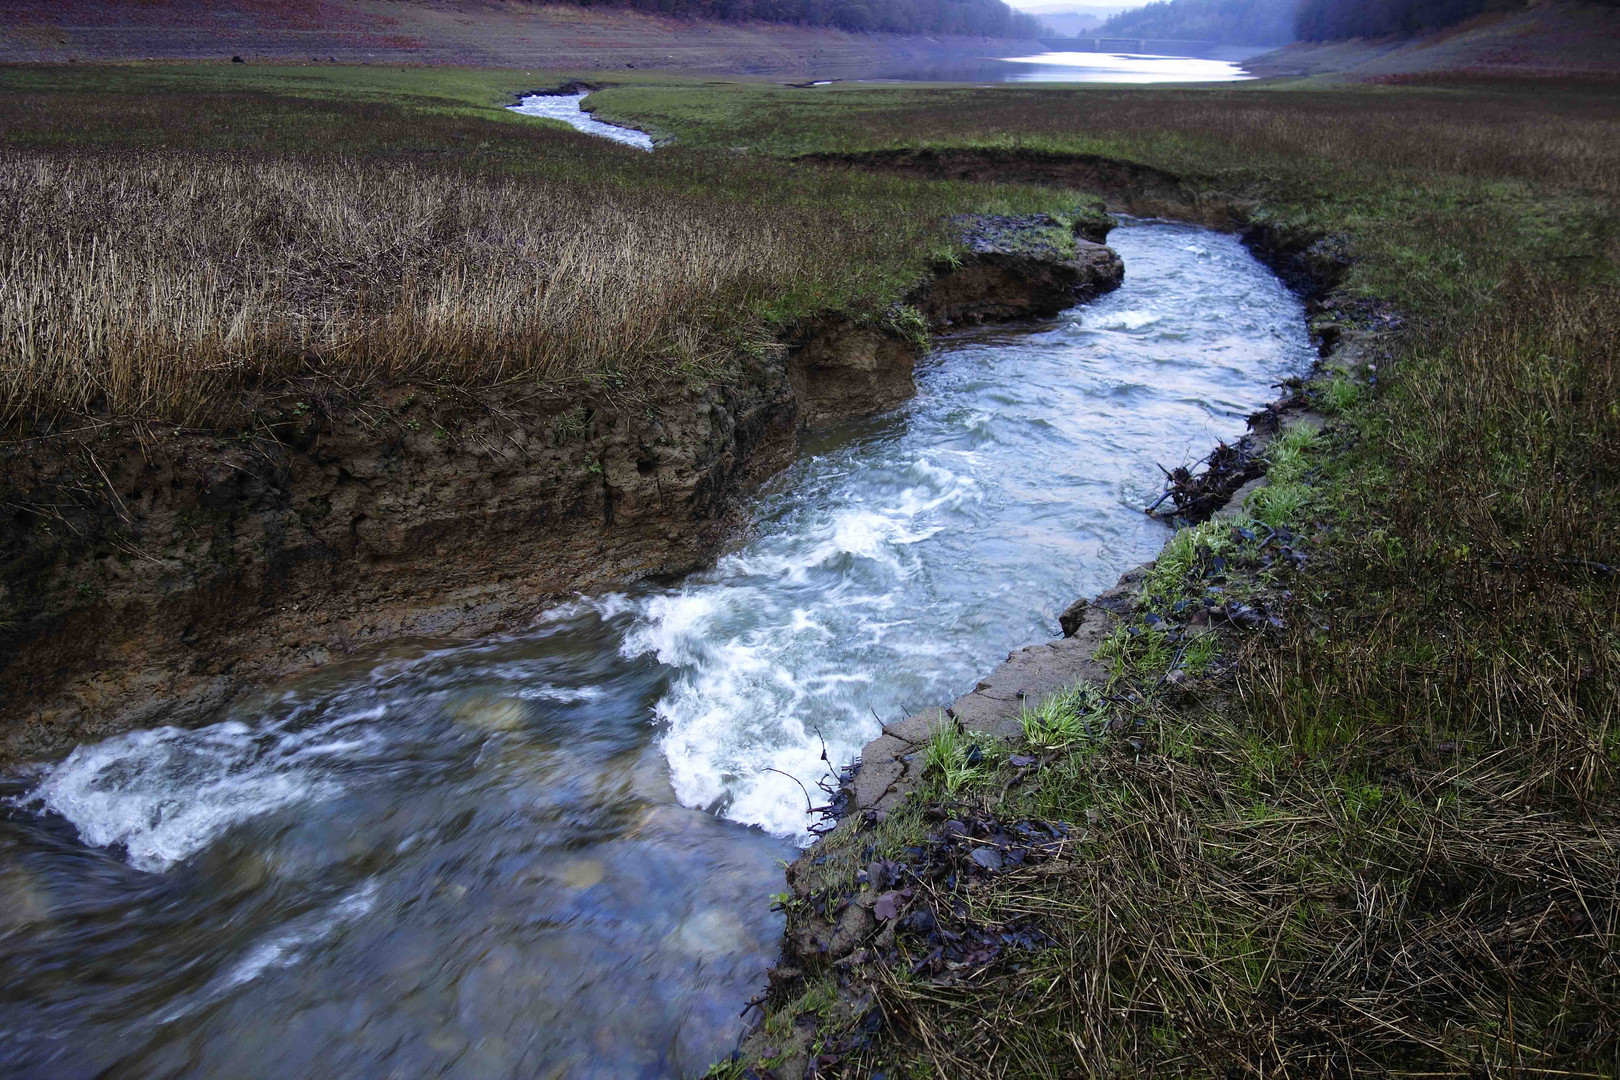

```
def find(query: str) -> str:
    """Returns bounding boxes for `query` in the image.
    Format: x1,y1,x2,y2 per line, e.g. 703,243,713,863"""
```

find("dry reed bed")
0,150,825,423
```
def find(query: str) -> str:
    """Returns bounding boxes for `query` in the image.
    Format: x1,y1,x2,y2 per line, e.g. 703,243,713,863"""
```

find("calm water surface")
1,222,1311,1078
845,48,1257,83
998,50,1254,83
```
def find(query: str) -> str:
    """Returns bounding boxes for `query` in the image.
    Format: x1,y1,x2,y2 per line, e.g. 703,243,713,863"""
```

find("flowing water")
0,222,1312,1078
508,92,654,149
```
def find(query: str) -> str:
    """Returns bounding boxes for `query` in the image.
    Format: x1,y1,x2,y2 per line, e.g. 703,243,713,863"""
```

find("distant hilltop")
0,0,1046,71
1090,0,1619,50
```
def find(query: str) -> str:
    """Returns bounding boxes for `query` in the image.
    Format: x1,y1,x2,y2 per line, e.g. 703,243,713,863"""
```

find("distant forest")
1294,0,1529,39
1095,0,1611,44
1098,0,1296,43
558,0,1042,36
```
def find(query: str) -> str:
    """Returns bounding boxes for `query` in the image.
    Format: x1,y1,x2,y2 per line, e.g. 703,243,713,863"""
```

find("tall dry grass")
0,150,812,422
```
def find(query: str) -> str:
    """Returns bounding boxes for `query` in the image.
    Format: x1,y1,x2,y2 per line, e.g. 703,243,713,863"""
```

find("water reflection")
841,48,1258,83
1000,50,1255,83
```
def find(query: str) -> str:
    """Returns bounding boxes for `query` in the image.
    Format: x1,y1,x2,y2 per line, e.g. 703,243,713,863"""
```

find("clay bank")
0,217,1315,1076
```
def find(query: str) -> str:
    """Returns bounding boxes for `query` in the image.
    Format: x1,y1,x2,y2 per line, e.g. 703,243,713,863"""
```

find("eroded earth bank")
0,157,1364,1078
0,215,1123,764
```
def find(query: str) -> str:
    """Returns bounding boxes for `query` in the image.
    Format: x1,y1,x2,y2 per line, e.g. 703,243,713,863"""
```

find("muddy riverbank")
725,210,1370,1079
0,214,1123,765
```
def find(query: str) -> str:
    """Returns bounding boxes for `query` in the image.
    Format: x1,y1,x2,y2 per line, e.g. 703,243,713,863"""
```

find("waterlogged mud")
0,222,1311,1078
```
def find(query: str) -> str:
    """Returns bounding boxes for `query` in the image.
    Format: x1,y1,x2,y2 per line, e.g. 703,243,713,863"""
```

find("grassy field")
596,77,1620,1077
0,64,1086,424
1,60,1617,1076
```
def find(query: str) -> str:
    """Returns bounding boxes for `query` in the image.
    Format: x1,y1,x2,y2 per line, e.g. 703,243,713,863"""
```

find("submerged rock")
0,864,51,934
450,695,528,733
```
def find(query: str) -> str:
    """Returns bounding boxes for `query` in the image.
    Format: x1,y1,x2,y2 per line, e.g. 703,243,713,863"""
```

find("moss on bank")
680,76,1620,1078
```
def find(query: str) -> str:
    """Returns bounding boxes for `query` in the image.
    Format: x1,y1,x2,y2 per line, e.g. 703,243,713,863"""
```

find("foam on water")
15,711,385,872
507,92,655,150
16,225,1312,856
608,221,1314,839
0,221,1313,1079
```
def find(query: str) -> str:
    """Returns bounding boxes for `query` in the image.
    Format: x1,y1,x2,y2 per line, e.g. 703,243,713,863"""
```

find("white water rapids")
1,221,1312,1078
508,91,655,149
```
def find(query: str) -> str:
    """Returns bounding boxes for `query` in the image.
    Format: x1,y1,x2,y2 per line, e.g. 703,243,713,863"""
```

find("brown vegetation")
0,151,804,422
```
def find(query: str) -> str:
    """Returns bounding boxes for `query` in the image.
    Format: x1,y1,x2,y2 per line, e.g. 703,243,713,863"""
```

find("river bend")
0,221,1312,1078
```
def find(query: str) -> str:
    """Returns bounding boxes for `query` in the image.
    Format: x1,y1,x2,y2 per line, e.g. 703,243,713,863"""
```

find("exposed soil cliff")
911,212,1125,326
811,148,1353,300
0,216,1121,765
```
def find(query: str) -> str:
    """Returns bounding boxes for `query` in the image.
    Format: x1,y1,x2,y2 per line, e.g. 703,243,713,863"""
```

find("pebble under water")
0,222,1313,1078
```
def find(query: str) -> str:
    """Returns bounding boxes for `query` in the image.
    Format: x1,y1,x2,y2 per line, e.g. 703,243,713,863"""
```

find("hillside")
0,0,1042,72
1248,0,1620,78
1032,10,1105,35
1098,0,1296,43
1296,0,1524,40
561,0,1041,36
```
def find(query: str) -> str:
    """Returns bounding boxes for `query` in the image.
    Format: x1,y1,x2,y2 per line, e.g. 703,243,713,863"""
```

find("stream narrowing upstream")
1,222,1312,1078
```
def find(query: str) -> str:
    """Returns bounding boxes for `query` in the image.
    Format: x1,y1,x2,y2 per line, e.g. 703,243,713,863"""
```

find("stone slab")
882,710,949,747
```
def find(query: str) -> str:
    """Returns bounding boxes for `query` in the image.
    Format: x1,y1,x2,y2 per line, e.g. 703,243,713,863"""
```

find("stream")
509,92,654,149
0,221,1312,1078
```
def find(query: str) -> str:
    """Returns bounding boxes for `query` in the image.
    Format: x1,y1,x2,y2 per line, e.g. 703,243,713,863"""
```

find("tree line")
556,0,1041,36
1293,0,1526,39
1096,0,1296,43
1097,0,1620,44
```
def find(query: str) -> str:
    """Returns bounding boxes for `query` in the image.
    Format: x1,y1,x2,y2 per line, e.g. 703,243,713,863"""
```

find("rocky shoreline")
821,389,1334,830
722,196,1367,1078
0,211,1123,766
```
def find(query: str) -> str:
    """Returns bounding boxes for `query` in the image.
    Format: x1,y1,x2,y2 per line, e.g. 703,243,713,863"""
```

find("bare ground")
0,0,1039,75
1246,1,1620,80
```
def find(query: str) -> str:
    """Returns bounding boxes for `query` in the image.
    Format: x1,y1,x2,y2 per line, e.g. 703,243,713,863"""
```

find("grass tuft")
1019,683,1106,751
